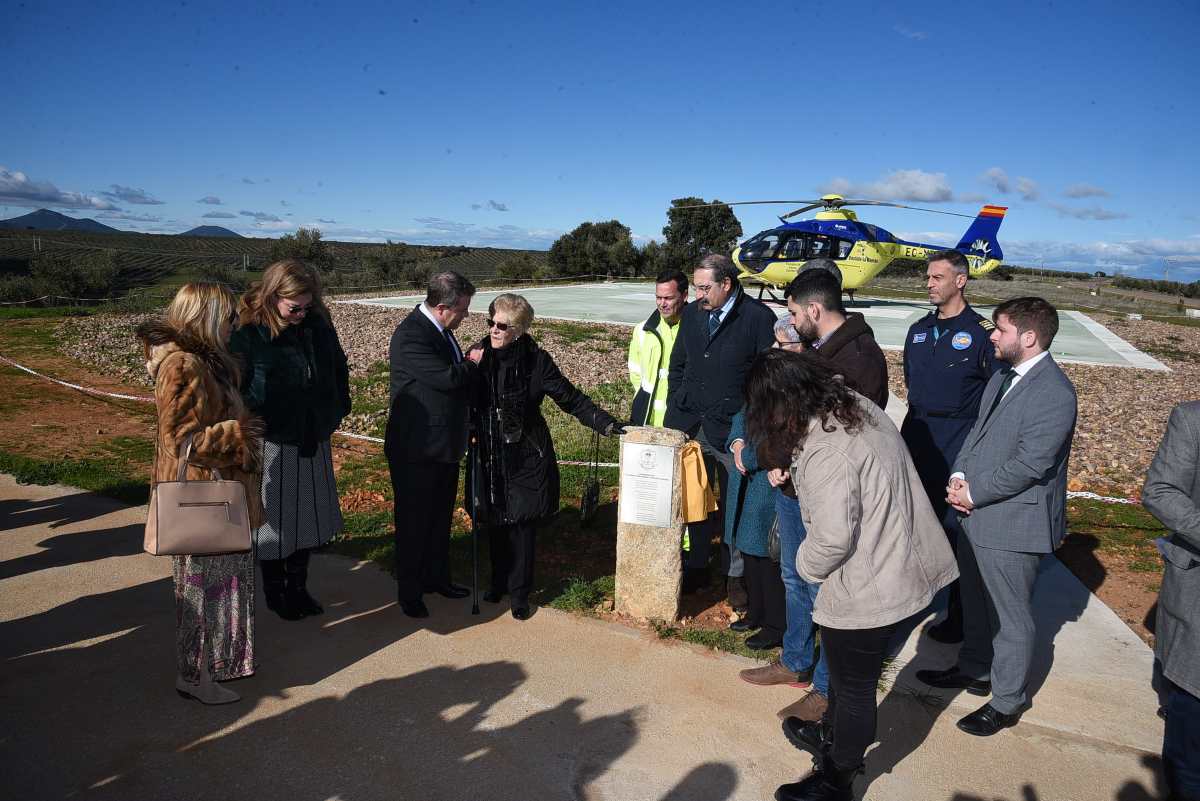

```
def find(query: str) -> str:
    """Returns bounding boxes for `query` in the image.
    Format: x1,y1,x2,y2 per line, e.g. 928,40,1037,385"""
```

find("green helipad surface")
345,281,1167,371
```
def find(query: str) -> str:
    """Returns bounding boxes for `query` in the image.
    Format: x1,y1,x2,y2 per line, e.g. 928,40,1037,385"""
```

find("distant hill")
0,208,120,233
180,225,243,238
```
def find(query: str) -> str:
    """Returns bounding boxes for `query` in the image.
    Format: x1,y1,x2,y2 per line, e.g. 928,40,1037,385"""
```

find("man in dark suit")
385,271,479,618
1142,400,1200,800
665,253,777,597
918,297,1077,737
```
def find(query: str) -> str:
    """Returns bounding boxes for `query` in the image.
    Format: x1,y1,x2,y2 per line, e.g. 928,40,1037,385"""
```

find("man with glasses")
385,271,481,619
665,254,776,599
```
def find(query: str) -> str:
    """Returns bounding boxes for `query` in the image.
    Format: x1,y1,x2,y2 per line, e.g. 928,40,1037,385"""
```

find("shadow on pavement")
0,520,144,580
948,753,1165,800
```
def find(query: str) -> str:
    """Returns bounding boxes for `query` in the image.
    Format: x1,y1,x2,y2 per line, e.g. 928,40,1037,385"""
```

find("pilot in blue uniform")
900,251,1006,643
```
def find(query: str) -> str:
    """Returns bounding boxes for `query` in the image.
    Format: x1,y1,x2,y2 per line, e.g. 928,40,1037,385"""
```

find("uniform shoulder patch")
978,319,995,331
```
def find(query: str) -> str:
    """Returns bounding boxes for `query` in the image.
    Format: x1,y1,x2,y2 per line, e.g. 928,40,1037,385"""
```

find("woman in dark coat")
468,293,622,620
230,259,351,621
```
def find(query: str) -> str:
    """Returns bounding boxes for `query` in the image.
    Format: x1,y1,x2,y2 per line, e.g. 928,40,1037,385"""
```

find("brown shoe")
776,690,828,721
739,662,811,688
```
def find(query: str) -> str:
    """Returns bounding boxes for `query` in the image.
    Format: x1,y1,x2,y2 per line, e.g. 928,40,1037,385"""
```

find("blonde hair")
163,282,241,381
239,259,330,338
489,293,535,334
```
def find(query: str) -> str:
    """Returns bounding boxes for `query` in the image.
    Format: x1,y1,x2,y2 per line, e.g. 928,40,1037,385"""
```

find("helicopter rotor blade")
671,200,821,210
836,199,977,219
780,203,825,220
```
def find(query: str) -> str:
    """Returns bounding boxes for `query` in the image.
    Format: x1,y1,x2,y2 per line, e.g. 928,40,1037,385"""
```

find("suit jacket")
663,289,777,447
384,306,476,464
952,354,1077,553
1142,400,1200,698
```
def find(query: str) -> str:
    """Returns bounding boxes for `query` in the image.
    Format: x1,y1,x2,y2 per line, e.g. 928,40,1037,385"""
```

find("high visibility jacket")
627,310,679,427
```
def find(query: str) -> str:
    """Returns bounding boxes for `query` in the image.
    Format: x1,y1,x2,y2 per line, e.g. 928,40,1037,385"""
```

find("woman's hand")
467,347,484,364
730,439,747,475
767,467,789,487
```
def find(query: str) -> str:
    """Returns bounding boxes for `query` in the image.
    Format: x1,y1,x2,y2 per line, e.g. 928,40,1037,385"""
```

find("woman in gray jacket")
745,350,957,801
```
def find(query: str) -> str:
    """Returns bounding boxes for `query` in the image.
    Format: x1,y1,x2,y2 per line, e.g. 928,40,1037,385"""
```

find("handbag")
144,433,253,556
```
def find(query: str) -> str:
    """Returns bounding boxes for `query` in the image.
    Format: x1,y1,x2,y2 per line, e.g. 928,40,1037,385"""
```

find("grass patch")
547,574,614,613
534,319,623,345
652,620,776,660
0,306,93,321
1064,498,1165,572
0,448,149,505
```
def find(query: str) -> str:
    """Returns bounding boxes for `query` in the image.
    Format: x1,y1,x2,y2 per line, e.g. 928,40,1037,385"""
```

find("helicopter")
687,195,1007,299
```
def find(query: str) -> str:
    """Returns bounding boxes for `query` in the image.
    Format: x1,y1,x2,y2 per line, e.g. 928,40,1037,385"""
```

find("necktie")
983,368,1015,421
444,329,461,363
708,310,722,337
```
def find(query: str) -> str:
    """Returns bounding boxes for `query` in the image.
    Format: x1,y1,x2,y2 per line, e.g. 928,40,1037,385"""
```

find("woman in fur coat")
137,282,264,705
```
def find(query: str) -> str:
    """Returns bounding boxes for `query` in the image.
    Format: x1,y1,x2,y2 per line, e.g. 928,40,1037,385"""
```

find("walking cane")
469,436,480,615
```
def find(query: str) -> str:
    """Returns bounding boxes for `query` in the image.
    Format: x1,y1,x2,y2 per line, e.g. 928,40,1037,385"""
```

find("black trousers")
743,553,786,639
822,621,899,771
489,521,537,605
390,459,459,602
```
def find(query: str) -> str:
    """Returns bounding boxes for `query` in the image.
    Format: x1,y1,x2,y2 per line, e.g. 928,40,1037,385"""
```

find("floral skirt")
173,552,255,682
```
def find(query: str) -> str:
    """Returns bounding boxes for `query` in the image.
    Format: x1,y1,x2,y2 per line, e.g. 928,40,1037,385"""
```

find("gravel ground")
57,308,1199,499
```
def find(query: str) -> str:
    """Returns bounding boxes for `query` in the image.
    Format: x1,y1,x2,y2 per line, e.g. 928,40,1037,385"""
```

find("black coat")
385,306,477,464
664,289,777,447
229,315,351,454
469,335,616,525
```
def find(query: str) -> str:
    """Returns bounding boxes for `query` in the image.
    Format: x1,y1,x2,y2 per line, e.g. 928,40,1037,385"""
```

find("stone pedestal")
614,426,686,621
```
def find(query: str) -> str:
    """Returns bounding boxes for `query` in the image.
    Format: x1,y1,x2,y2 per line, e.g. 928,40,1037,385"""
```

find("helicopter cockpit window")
781,235,806,260
743,232,781,260
806,235,832,259
836,239,853,259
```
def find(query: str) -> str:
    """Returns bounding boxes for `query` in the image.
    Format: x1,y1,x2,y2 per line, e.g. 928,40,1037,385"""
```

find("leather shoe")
482,589,504,604
424,582,470,599
400,599,430,618
956,702,1021,736
729,618,758,633
746,630,783,650
511,605,532,621
916,666,991,696
781,716,827,757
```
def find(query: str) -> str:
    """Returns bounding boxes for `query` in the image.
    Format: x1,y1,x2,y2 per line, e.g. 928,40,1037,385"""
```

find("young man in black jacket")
665,254,777,597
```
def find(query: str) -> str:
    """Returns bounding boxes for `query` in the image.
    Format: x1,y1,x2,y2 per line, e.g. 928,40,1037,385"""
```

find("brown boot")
740,662,812,688
776,690,829,722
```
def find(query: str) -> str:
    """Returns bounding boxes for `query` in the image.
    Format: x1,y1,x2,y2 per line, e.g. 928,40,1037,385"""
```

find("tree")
496,253,540,281
639,239,666,278
269,227,332,271
661,197,743,272
548,220,639,278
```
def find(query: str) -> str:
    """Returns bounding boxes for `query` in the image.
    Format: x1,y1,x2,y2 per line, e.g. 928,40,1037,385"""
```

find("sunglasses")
486,318,513,331
285,304,312,315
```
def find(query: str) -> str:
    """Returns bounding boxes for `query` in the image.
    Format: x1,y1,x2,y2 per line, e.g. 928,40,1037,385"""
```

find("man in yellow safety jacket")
628,268,688,426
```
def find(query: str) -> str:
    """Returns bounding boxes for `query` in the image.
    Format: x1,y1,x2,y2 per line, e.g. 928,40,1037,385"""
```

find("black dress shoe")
915,666,991,696
399,599,430,618
482,590,504,604
424,582,470,599
511,605,532,621
729,618,759,633
774,755,858,801
746,630,783,650
781,716,827,756
956,702,1021,736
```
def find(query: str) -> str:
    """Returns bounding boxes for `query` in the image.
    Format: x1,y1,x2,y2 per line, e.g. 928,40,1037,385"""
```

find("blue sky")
3,0,1199,277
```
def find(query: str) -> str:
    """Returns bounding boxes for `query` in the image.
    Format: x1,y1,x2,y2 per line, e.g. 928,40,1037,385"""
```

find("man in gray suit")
1142,400,1200,800
916,297,1077,737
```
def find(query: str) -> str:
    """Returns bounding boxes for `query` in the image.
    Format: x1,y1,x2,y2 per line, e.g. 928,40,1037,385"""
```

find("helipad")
344,281,1167,371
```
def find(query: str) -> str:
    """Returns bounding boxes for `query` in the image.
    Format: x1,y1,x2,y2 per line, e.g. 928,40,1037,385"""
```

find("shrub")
30,252,122,299
496,253,540,281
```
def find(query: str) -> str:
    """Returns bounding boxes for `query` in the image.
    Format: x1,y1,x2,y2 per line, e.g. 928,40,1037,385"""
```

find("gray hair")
929,249,969,276
696,253,740,286
426,271,476,308
773,317,800,342
488,293,535,333
801,258,843,287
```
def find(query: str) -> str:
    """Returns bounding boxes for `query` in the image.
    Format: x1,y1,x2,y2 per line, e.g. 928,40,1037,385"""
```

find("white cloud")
1015,177,1039,201
488,199,509,212
1063,183,1110,199
0,166,119,210
101,184,165,205
197,195,223,205
239,209,282,223
203,211,237,219
96,210,163,222
980,167,1010,194
820,169,954,202
1003,236,1200,276
894,24,927,40
1046,202,1129,221
895,231,957,246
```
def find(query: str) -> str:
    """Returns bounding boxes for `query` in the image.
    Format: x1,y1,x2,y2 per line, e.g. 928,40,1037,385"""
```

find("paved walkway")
0,475,1165,801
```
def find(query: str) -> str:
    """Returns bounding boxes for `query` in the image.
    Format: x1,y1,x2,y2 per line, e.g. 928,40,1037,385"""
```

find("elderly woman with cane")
466,293,623,620
745,349,957,801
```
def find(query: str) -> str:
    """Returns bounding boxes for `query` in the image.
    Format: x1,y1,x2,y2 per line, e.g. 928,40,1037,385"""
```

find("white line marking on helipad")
1065,310,1170,372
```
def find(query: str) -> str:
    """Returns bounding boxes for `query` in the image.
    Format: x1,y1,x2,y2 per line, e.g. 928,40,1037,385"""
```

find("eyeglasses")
285,304,312,315
486,318,512,331
694,283,713,293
